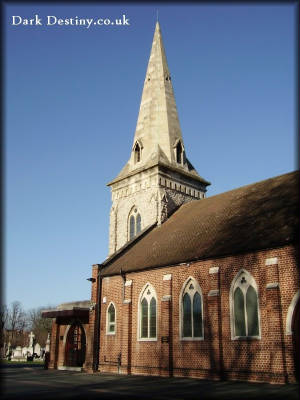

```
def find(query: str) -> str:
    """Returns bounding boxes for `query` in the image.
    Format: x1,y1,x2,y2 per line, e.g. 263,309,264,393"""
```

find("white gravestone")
28,331,35,355
6,342,11,357
34,342,41,357
11,346,26,361
45,333,50,353
13,346,22,358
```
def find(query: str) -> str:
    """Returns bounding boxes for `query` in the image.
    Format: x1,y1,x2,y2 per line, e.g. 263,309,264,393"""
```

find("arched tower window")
176,141,183,164
106,302,116,334
134,142,141,163
180,278,204,339
230,270,260,339
128,208,142,240
139,284,157,340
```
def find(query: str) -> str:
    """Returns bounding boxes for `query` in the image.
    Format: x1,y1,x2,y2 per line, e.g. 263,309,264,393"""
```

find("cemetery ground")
1,363,299,400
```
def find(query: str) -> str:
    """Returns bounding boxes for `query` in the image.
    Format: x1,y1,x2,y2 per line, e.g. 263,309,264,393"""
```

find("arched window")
129,215,135,240
139,284,157,340
230,270,260,339
107,302,116,334
181,278,204,339
128,208,142,240
134,142,141,163
136,213,141,233
176,141,183,164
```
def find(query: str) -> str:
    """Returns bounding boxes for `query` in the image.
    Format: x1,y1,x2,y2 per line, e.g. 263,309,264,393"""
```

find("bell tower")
107,22,210,255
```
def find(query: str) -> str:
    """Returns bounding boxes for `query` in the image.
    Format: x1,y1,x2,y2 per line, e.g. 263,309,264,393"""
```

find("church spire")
110,22,208,183
131,21,185,169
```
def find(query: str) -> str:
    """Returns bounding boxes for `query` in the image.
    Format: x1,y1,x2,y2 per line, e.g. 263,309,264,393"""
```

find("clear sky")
4,3,296,311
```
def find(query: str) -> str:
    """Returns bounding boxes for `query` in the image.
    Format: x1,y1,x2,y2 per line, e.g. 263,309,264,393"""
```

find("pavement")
1,364,299,400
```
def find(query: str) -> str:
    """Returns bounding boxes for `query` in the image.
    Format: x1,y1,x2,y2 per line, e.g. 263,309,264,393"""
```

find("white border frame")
286,289,300,335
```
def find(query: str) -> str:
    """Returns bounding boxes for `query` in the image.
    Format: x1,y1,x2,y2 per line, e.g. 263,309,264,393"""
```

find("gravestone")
22,347,29,357
28,331,35,355
45,333,50,353
6,342,11,357
34,342,41,357
11,346,26,361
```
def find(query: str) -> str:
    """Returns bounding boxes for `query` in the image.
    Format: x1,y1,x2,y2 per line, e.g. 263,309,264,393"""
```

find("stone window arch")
138,283,157,340
176,141,183,163
106,302,116,335
286,290,300,335
230,269,261,339
133,140,143,164
173,139,184,164
179,277,204,340
128,207,142,240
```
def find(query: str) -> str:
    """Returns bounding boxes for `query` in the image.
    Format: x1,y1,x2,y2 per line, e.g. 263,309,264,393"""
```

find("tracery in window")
107,302,116,334
139,284,157,340
181,278,203,339
128,208,142,240
231,270,260,338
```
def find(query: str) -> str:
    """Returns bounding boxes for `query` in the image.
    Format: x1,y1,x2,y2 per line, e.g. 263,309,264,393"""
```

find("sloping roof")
102,171,299,277
41,300,91,318
107,149,210,186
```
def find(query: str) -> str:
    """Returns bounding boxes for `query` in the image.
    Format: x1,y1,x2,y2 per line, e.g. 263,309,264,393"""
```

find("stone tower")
107,22,210,255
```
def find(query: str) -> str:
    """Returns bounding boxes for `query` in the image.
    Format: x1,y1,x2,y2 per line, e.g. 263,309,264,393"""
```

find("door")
65,323,86,367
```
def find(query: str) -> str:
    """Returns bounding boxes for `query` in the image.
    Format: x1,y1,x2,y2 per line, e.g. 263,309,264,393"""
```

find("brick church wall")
98,244,299,383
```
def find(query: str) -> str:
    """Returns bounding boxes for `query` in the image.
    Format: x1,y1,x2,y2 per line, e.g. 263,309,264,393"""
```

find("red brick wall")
98,244,299,384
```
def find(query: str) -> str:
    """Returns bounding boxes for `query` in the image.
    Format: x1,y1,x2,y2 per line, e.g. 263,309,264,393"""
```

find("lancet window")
181,278,204,339
107,302,116,334
139,284,157,340
128,208,142,240
230,270,260,339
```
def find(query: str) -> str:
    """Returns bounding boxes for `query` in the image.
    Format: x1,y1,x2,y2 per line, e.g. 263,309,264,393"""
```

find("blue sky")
4,4,296,311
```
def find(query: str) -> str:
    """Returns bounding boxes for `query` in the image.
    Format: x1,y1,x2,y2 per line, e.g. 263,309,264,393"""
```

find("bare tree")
27,306,54,346
0,304,9,350
3,301,28,347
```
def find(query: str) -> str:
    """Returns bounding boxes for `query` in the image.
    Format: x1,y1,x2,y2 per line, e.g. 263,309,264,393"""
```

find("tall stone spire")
107,23,210,255
132,21,183,168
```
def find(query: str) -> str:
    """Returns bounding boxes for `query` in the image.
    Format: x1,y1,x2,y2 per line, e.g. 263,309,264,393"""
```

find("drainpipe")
120,267,126,302
119,268,126,373
93,264,103,372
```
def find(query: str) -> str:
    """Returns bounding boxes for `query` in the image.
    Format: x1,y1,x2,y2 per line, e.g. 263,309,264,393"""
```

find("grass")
1,359,44,364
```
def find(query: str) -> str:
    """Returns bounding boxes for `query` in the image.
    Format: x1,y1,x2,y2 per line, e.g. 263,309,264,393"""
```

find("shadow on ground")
1,366,299,400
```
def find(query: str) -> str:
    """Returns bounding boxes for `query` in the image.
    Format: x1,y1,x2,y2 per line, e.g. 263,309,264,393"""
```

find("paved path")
1,365,299,400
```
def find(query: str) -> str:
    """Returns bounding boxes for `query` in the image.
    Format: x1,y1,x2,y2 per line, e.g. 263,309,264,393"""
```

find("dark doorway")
292,299,299,381
65,323,86,367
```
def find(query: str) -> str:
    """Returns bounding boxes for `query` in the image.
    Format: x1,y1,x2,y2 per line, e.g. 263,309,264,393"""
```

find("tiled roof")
101,171,299,276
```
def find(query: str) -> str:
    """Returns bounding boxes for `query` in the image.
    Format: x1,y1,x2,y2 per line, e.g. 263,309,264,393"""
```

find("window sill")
180,337,204,341
138,338,157,342
231,336,261,341
106,332,116,336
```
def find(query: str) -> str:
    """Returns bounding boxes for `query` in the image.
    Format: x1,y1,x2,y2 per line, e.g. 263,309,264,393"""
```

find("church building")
42,22,299,384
